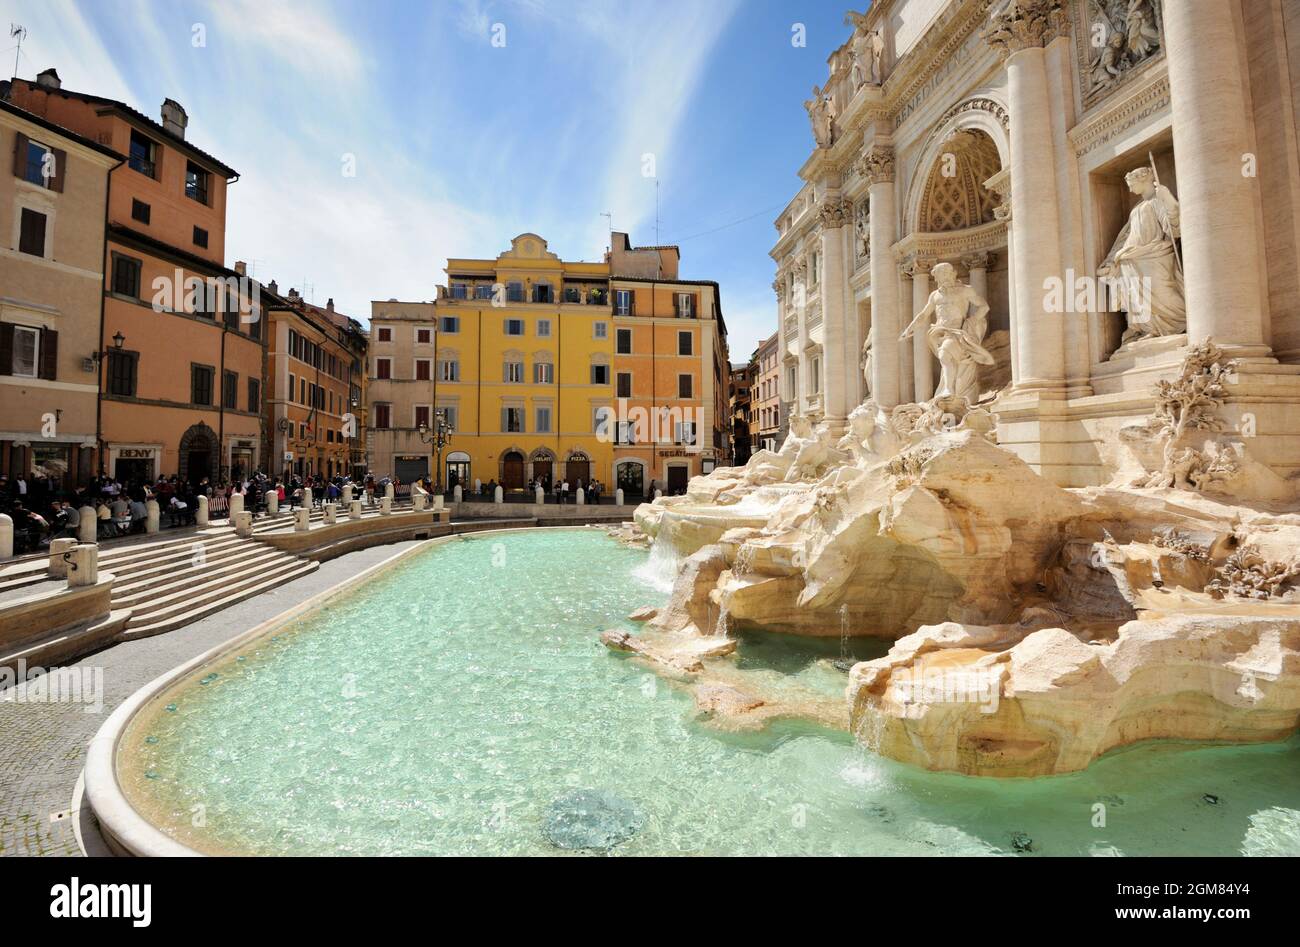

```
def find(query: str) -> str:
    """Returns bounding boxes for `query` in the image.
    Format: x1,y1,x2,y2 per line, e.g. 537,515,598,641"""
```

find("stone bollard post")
453,485,462,503
342,483,353,503
616,488,624,507
380,497,392,515
48,537,77,577
197,494,210,527
78,506,97,543
535,485,544,505
65,543,98,589
145,500,160,534
0,513,12,559
302,487,313,509
234,511,254,537
385,482,394,501
413,494,427,512
229,493,244,519
294,508,311,531
323,503,338,525
266,491,280,515
433,494,444,512
576,487,585,506
494,485,503,505
349,499,363,519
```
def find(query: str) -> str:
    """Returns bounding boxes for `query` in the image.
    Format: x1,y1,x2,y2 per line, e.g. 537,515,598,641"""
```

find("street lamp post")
417,409,451,494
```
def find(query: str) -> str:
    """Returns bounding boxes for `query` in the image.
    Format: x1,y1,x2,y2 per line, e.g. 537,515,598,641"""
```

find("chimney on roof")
288,287,300,301
267,280,279,295
326,298,335,313
36,68,61,90
160,98,188,139
234,261,247,276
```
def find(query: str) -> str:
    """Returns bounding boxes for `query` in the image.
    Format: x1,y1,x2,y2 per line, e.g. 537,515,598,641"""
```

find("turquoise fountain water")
122,529,1300,856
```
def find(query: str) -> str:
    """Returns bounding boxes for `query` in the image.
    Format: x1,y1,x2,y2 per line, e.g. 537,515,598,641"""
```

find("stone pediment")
499,233,560,263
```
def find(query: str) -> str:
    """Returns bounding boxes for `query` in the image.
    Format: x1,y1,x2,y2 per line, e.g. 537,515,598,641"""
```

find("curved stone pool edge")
82,525,609,857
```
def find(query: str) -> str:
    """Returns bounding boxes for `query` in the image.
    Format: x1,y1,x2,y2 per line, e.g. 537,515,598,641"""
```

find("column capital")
961,251,994,270
816,197,853,230
898,255,935,279
979,0,1068,59
855,146,895,186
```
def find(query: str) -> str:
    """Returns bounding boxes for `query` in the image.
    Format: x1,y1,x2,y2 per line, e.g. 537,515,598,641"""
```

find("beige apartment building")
751,330,782,453
366,299,438,484
0,96,121,487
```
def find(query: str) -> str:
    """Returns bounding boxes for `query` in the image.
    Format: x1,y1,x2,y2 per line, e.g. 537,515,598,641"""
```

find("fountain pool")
103,528,1300,856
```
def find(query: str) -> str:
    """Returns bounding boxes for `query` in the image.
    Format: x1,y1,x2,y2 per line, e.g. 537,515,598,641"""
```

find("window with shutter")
8,325,38,377
223,370,238,409
107,349,137,396
616,372,632,398
0,323,14,376
191,364,214,405
38,328,57,380
112,255,142,298
247,377,260,412
678,374,693,399
18,208,46,256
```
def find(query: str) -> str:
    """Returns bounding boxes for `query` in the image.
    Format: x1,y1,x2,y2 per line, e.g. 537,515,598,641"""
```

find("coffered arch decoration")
903,98,1009,237
916,128,1002,233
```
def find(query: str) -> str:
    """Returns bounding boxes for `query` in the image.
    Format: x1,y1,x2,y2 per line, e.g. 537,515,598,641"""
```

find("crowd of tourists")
0,469,387,555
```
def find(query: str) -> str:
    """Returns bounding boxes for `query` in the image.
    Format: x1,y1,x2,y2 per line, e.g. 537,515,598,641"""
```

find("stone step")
112,546,300,604
0,609,132,674
120,561,320,639
98,531,241,568
102,536,270,586
118,556,316,624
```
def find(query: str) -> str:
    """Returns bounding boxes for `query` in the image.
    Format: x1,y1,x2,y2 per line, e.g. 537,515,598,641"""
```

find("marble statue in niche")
899,262,994,404
1098,164,1185,342
854,200,870,260
861,327,873,397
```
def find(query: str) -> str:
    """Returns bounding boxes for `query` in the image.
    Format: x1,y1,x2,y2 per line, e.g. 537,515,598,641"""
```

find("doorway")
667,465,688,494
502,451,525,489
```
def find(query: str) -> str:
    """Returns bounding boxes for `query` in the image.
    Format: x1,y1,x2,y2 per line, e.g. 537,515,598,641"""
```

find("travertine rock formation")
614,394,1300,776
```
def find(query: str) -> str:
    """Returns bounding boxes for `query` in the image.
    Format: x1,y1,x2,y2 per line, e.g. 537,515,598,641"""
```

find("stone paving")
0,540,423,857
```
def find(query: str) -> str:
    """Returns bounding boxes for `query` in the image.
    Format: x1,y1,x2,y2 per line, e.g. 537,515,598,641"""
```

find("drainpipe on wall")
95,155,125,481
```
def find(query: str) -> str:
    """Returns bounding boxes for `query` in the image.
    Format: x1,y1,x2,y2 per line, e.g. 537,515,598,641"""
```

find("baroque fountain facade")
605,0,1300,777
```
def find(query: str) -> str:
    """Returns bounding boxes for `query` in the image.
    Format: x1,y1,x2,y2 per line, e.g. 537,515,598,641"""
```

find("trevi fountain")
604,0,1300,790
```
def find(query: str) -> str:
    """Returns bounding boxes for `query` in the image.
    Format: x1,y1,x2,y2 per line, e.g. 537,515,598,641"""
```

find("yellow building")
430,233,615,492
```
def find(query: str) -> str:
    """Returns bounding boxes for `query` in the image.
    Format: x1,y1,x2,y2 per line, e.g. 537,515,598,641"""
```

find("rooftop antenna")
601,210,613,236
10,24,26,82
654,179,660,245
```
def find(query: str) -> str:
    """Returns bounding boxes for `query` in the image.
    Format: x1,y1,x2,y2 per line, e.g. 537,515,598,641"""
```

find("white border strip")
83,526,602,857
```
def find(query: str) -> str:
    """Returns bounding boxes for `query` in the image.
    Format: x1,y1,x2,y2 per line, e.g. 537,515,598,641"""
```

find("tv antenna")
601,211,613,235
654,179,660,245
10,24,27,82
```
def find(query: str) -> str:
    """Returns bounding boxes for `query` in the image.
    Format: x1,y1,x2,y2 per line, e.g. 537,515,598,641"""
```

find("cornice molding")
1068,69,1170,157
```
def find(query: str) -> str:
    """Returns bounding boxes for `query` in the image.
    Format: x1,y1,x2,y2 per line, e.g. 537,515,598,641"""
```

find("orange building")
606,233,729,497
263,282,367,481
9,70,264,483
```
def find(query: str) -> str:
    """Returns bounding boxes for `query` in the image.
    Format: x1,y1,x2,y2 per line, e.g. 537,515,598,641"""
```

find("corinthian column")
816,197,853,423
860,146,901,407
1163,0,1269,355
982,0,1068,392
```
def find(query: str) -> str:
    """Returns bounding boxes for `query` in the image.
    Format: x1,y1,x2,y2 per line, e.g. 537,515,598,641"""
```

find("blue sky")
4,0,861,356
